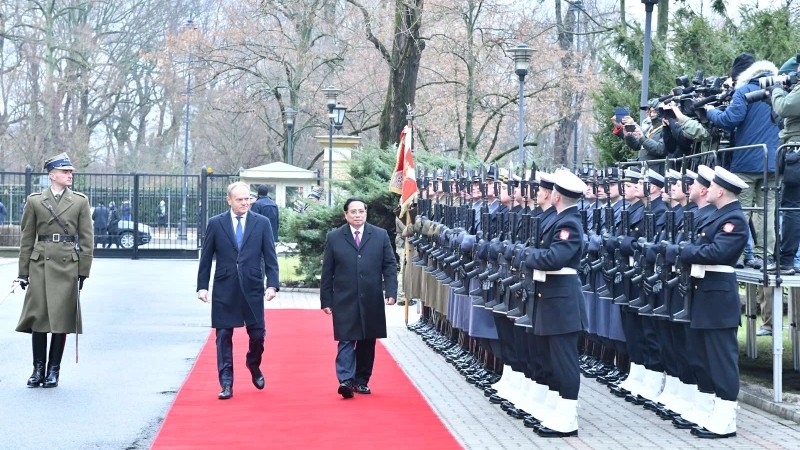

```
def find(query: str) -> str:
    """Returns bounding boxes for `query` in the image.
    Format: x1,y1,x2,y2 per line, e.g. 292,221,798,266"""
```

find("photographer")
704,53,779,267
619,99,666,173
768,55,800,276
660,103,694,162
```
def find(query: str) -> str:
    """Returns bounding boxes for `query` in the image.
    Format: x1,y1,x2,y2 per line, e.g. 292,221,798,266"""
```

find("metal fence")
0,168,250,260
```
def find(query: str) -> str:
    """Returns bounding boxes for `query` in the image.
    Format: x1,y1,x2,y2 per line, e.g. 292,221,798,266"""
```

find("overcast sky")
621,0,755,24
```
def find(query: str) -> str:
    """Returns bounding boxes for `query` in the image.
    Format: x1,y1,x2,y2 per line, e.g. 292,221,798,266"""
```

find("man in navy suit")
197,181,279,400
321,198,397,399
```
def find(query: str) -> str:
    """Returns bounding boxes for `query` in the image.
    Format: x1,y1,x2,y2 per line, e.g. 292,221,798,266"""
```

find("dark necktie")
54,194,61,203
354,230,361,247
236,216,243,249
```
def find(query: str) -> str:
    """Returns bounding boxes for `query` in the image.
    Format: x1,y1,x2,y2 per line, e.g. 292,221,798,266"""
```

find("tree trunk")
656,0,669,43
551,0,578,167
379,0,424,149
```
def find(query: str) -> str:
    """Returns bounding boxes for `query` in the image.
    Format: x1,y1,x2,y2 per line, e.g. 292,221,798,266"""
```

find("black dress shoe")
609,385,629,397
355,384,371,394
218,385,233,400
691,426,736,439
250,368,265,390
338,381,354,399
523,416,541,428
536,425,578,438
672,416,696,429
488,394,504,404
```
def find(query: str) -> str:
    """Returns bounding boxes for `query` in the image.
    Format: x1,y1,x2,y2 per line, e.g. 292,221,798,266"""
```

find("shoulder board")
72,191,88,199
29,192,42,198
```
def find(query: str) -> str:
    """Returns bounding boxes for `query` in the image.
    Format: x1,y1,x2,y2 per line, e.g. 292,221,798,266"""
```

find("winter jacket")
706,60,779,173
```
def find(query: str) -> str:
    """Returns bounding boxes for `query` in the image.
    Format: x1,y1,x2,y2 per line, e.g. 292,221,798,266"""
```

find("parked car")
116,220,152,249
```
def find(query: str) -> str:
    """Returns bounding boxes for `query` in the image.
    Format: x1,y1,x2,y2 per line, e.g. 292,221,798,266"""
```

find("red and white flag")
388,125,417,217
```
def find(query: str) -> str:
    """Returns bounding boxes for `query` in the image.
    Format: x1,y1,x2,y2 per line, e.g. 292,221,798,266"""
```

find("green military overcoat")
16,188,94,334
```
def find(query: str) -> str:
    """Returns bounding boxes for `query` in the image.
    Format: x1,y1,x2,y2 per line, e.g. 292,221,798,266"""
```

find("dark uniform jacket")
524,205,587,336
197,211,279,329
677,201,748,329
251,196,279,242
17,188,94,334
321,223,398,341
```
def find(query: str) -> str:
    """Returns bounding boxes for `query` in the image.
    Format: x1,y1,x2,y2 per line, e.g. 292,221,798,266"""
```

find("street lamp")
321,86,340,206
329,103,347,206
640,0,660,123
507,43,535,167
569,0,584,171
285,107,297,165
179,18,197,242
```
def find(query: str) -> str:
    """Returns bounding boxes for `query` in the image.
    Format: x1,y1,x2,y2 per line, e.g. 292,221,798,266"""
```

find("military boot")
43,333,66,388
27,332,48,388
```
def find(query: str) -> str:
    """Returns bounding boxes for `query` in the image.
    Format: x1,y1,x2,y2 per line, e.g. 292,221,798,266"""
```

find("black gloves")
79,276,86,290
16,276,29,290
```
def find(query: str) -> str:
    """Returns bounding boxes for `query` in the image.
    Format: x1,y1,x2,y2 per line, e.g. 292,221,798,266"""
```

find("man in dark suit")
197,181,279,400
92,201,109,247
251,184,279,242
321,197,398,399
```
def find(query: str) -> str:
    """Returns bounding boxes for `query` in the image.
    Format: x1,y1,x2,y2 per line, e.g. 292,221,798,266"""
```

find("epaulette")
29,192,42,198
72,191,88,199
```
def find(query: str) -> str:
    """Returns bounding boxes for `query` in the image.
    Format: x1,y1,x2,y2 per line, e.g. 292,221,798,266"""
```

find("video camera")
655,74,730,120
745,72,799,104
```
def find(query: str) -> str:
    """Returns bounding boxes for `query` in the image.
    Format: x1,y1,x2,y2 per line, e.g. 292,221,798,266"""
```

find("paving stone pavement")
270,290,800,449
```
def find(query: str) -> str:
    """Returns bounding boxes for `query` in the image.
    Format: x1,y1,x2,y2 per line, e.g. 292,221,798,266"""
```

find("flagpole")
404,106,414,326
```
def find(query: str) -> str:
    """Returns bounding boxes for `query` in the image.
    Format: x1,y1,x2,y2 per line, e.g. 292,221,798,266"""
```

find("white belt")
533,267,578,282
690,264,735,278
629,257,635,266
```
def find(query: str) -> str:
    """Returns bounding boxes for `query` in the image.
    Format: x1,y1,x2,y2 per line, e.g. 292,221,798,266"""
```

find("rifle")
612,168,636,306
597,169,616,298
629,163,655,310
672,159,695,323
514,163,540,328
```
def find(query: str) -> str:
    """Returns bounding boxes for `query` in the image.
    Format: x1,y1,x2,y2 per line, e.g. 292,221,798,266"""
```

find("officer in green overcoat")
15,152,94,388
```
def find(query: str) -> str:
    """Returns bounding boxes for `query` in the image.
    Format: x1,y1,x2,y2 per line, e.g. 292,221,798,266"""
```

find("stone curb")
739,390,800,424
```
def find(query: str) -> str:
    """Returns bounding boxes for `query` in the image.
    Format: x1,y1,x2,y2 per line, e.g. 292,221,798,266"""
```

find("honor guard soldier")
523,169,587,437
664,166,748,438
15,152,94,388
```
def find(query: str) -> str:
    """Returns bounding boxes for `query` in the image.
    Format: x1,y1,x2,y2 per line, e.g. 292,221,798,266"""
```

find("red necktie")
354,230,361,247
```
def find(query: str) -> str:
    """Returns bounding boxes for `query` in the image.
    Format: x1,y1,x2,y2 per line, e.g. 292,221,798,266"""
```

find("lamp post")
507,44,534,167
321,86,340,206
179,18,197,242
285,107,297,165
640,0,660,123
570,0,584,171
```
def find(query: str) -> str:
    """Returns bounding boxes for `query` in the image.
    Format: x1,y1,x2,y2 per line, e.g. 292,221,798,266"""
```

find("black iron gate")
0,167,240,259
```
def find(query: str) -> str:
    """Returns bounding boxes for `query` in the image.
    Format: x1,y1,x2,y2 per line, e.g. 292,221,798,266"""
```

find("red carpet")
152,310,461,450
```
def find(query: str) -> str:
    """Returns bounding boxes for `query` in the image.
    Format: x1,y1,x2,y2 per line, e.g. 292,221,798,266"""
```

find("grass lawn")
278,254,302,284
737,313,800,394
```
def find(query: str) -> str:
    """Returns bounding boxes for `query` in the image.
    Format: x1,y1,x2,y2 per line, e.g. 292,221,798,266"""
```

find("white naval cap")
552,169,588,199
696,165,715,188
685,169,698,180
537,171,555,190
623,167,643,182
646,169,665,188
666,168,682,181
713,166,748,195
498,167,510,183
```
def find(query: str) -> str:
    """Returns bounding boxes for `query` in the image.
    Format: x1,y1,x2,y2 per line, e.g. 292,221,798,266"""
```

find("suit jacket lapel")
359,224,373,248
221,212,237,248
240,211,256,248
342,225,358,250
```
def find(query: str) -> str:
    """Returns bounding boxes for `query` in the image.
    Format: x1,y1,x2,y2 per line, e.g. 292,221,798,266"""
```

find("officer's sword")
0,280,20,306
